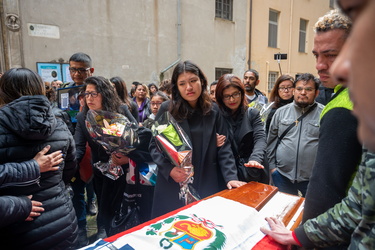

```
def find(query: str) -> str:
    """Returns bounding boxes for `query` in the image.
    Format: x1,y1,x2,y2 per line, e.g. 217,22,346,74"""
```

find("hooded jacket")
0,95,78,249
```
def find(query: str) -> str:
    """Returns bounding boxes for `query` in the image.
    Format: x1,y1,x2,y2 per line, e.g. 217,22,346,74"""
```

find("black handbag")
236,157,268,183
109,200,141,236
234,108,268,183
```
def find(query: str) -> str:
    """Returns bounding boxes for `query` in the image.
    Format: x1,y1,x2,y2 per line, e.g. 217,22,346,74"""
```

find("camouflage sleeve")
295,150,375,249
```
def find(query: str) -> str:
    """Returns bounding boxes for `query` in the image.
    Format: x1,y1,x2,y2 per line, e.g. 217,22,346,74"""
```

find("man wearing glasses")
59,52,94,123
59,52,97,247
61,52,94,88
267,73,324,197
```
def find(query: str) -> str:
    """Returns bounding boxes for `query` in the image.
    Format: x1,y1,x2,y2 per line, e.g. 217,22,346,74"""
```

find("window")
215,68,232,80
268,10,279,48
215,0,233,21
299,19,308,53
268,71,279,92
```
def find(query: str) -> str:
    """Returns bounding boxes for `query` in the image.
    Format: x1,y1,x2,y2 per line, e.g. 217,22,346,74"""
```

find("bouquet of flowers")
151,112,200,205
249,98,274,123
85,110,139,180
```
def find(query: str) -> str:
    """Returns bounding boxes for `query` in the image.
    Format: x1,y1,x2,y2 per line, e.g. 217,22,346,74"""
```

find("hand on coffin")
260,217,298,246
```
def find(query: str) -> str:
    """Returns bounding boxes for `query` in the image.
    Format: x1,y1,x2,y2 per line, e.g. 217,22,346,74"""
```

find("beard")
245,85,255,92
296,100,310,108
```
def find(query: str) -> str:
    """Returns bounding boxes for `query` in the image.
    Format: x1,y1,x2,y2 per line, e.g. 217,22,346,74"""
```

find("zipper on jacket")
294,118,303,182
0,176,41,189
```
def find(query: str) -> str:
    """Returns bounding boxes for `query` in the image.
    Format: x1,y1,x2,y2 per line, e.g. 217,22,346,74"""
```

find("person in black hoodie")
0,68,78,249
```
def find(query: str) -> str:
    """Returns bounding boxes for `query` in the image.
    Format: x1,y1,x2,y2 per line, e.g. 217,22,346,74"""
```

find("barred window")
215,0,233,21
268,71,279,92
215,68,232,80
268,10,279,48
299,19,308,52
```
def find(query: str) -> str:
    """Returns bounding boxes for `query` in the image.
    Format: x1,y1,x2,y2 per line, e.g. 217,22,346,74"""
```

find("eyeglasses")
84,91,99,98
150,102,162,106
69,67,90,75
223,92,241,100
295,87,315,93
278,86,294,92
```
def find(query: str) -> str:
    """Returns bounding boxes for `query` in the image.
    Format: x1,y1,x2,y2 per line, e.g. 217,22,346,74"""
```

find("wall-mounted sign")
61,63,73,82
37,63,61,82
28,23,60,39
36,62,71,83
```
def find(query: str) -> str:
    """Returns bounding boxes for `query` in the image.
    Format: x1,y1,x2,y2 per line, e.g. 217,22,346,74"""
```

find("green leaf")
162,124,183,146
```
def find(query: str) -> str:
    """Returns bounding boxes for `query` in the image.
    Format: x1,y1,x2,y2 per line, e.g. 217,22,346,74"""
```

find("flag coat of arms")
83,197,269,249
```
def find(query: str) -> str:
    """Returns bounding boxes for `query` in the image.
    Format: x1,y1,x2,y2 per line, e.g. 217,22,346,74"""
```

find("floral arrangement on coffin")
85,110,139,180
151,112,200,205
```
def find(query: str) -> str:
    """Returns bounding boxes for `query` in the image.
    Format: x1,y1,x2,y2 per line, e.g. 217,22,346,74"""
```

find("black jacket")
74,105,153,232
150,101,238,218
0,95,78,249
224,107,268,183
0,160,41,228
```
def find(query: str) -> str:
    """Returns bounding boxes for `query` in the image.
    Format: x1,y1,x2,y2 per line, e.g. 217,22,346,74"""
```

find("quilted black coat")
0,95,78,249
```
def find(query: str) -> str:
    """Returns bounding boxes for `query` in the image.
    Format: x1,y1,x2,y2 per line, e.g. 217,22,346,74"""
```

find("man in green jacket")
261,0,375,248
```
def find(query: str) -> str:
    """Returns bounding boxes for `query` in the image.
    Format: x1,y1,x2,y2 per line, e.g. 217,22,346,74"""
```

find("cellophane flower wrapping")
151,112,200,205
249,99,274,123
85,110,139,180
126,159,158,186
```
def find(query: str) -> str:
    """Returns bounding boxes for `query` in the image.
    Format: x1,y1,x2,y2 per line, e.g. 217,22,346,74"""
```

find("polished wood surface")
207,181,304,229
206,181,278,210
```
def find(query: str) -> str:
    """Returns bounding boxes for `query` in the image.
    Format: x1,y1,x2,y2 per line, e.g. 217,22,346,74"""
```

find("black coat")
130,101,140,122
0,160,41,228
224,107,268,183
74,105,153,232
0,95,77,249
150,101,238,218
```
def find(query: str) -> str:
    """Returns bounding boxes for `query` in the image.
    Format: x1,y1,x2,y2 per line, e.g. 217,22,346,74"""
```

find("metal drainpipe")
160,0,181,77
248,0,253,69
287,0,293,73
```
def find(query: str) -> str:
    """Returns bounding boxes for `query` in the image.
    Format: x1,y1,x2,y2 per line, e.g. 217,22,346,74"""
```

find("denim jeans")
72,174,87,229
272,169,309,197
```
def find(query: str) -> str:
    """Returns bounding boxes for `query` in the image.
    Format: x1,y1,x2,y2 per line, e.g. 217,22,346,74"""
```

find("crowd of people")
0,0,374,248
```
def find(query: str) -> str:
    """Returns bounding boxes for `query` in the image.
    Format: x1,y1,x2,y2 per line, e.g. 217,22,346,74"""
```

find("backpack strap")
275,103,318,152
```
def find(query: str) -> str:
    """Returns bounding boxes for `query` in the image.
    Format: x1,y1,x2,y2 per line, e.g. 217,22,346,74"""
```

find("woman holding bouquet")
215,74,268,184
74,76,153,238
149,60,246,218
